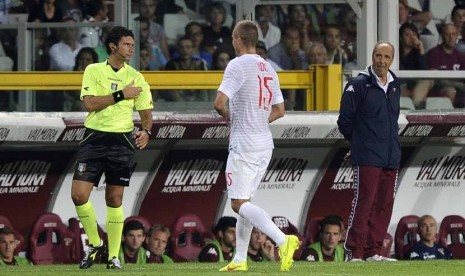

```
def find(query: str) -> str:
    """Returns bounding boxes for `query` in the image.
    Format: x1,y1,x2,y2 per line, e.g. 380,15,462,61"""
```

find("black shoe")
79,240,105,269
106,257,122,269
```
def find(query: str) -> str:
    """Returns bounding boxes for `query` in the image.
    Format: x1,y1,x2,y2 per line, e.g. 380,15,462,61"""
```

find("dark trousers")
344,166,398,259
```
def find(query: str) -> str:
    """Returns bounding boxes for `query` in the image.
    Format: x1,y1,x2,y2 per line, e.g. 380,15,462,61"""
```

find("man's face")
371,43,394,78
323,27,341,51
187,25,203,47
284,29,301,53
221,227,236,249
249,228,266,251
146,230,169,256
452,8,465,29
0,233,17,261
320,224,342,251
308,46,326,64
114,36,135,62
178,39,194,59
442,25,458,49
123,229,145,252
418,217,437,243
140,0,157,20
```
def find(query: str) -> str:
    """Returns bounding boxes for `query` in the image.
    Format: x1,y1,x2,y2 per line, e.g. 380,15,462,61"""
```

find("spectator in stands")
287,4,311,51
28,0,63,23
399,0,438,52
305,4,338,43
338,42,400,262
145,224,174,264
307,42,326,65
255,5,281,50
268,24,307,110
119,220,148,264
164,35,209,101
322,25,347,66
203,2,233,57
62,47,98,111
247,228,275,262
198,216,236,262
268,24,308,69
427,23,465,107
338,5,357,68
451,4,465,41
0,227,29,265
212,49,230,70
140,42,152,71
256,40,282,71
185,21,213,69
138,18,167,70
300,215,345,262
33,28,51,70
137,0,170,61
49,18,83,71
399,22,433,109
409,215,452,260
78,0,108,48
57,0,84,22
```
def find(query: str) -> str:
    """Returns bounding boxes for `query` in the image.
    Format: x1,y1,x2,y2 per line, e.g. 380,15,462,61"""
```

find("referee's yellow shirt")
80,61,153,133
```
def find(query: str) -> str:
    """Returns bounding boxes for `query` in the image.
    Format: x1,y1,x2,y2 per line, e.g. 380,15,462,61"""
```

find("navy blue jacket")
337,66,401,169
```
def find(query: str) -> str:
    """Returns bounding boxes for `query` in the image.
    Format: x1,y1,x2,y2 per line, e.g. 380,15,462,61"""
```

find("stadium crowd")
1,0,465,110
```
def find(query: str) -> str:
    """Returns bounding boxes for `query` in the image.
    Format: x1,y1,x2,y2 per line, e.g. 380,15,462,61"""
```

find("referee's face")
115,36,135,62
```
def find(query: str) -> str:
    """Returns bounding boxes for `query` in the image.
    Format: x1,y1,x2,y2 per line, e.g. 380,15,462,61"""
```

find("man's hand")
122,80,142,99
134,129,150,149
261,239,276,261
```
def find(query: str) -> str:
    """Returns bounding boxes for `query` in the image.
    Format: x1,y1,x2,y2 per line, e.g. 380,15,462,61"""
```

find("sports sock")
239,202,286,247
106,205,124,259
232,216,253,263
75,201,101,246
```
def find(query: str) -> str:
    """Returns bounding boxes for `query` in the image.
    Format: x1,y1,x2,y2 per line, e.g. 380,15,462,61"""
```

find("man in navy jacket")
337,41,401,262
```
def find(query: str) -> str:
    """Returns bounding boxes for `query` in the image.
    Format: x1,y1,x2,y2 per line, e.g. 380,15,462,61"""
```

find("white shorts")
225,149,272,199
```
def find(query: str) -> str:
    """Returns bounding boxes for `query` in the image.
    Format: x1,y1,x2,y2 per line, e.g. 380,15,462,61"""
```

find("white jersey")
218,54,284,153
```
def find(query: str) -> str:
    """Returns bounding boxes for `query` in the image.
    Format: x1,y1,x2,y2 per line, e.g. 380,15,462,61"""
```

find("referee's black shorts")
73,128,135,186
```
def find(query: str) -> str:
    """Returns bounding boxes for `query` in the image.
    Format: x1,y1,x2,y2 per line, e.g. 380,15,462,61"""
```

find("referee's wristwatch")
144,128,152,137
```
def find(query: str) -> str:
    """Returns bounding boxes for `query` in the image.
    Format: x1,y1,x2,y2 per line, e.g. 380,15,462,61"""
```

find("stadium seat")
425,97,454,110
272,216,304,259
28,213,76,264
394,215,420,260
163,13,190,45
438,215,465,259
0,214,25,255
124,215,151,233
381,232,394,258
68,217,107,263
400,96,416,110
170,213,208,262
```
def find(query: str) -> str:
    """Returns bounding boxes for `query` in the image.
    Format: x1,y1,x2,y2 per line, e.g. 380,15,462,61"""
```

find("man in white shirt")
214,20,299,273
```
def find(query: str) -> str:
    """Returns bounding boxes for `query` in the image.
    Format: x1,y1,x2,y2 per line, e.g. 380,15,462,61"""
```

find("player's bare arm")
268,102,285,123
214,91,230,123
83,80,142,112
135,109,153,150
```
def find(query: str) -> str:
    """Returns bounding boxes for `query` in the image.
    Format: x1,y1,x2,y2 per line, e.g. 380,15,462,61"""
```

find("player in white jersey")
214,20,300,272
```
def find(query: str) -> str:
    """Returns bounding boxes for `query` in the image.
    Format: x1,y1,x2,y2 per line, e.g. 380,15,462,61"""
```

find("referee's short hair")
105,26,135,54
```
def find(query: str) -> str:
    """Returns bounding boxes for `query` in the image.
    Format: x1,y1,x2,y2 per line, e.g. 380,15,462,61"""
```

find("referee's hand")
134,130,150,149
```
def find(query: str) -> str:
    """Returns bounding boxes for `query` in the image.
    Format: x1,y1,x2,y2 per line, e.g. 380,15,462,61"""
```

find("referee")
70,26,153,270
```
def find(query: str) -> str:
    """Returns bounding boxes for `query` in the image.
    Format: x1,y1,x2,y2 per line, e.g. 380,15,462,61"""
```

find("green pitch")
2,261,462,276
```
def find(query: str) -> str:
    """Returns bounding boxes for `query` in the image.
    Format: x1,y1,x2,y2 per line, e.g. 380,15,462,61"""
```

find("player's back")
224,54,283,152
